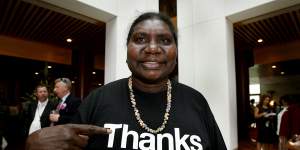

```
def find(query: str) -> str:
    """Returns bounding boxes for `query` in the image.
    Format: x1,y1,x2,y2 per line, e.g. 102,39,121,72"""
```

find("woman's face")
127,18,177,83
263,97,270,106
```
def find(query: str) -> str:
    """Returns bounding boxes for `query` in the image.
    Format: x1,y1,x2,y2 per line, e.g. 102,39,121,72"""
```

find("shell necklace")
128,77,172,134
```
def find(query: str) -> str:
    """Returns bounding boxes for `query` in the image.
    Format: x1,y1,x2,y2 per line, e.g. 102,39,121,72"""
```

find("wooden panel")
0,0,105,51
234,4,300,49
0,35,71,64
94,54,105,70
253,39,300,64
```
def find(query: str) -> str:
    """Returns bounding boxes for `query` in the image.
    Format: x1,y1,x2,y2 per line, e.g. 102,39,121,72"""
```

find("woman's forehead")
132,19,171,33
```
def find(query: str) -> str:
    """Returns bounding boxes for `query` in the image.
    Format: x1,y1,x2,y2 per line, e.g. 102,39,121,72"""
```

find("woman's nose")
146,40,160,54
149,42,157,50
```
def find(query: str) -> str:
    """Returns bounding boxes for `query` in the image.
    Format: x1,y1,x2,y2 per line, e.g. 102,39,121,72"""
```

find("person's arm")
200,96,227,150
26,88,108,150
71,88,102,124
288,135,300,150
279,136,288,150
25,124,111,150
207,113,227,149
254,107,266,119
57,98,81,124
24,103,33,135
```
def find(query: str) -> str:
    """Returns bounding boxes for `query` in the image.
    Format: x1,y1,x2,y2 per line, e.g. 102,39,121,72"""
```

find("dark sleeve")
58,97,81,124
279,111,289,137
72,88,102,124
41,101,57,128
202,96,227,150
177,82,227,150
24,103,33,134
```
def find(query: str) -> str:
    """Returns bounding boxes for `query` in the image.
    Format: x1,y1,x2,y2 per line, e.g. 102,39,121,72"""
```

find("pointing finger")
65,124,112,136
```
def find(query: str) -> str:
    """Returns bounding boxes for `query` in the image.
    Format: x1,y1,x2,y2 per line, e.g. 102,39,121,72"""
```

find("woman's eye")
160,38,171,45
136,37,146,43
133,34,147,44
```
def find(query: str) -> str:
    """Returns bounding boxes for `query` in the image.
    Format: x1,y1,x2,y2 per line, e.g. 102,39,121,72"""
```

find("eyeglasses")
59,78,68,84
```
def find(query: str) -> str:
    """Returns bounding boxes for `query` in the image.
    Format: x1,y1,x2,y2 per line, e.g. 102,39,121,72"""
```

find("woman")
26,12,226,150
254,94,277,150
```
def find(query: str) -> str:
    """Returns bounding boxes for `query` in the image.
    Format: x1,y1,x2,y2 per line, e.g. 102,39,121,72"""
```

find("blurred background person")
277,95,293,150
254,94,278,150
49,78,81,125
280,95,300,150
25,84,56,135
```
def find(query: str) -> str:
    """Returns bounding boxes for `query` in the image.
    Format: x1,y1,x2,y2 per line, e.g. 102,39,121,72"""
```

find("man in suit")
49,78,81,125
26,85,56,135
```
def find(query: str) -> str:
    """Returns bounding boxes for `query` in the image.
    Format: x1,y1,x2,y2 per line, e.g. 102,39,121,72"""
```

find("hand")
264,112,276,118
288,135,300,150
262,112,268,117
26,124,112,150
49,113,60,122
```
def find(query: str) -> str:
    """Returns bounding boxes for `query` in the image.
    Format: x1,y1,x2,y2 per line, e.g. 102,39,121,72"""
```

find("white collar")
38,99,48,107
61,92,70,103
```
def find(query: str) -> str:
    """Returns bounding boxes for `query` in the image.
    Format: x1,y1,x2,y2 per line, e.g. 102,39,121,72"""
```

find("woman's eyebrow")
133,32,147,35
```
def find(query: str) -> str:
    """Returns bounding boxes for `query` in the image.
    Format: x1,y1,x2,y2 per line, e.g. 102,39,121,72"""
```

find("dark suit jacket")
25,99,56,135
56,94,81,125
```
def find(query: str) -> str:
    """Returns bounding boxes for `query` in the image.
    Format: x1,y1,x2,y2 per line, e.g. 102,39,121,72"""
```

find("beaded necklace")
128,77,172,134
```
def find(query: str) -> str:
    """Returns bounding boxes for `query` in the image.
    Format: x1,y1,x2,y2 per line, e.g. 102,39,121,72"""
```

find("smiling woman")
126,13,177,85
26,12,227,150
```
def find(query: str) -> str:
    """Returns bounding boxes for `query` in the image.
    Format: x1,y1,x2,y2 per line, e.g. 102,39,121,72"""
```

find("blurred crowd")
249,94,300,150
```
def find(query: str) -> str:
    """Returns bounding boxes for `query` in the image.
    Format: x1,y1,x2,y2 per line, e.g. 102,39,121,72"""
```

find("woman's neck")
131,77,168,93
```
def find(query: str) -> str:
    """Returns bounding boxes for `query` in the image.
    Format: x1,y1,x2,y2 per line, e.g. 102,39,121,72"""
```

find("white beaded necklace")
128,77,172,134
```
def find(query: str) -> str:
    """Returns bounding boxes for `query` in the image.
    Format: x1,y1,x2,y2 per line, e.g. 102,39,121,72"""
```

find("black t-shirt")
72,78,227,150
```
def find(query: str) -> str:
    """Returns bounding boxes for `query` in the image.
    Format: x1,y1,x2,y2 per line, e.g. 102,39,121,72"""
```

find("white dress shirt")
60,92,70,104
28,99,48,135
277,106,288,135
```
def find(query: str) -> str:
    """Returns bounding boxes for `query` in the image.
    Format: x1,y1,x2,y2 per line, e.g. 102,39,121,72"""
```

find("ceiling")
234,4,300,49
0,0,106,50
0,0,299,82
0,0,106,97
233,4,300,85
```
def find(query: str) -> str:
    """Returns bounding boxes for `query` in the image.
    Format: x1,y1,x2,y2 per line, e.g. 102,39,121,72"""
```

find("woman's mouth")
141,62,161,69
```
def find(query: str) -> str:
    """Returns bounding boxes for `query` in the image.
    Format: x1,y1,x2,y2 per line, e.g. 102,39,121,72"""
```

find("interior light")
66,38,72,43
269,100,275,106
71,81,75,84
257,38,263,43
98,83,102,86
35,72,39,75
281,72,285,75
272,65,277,69
92,71,96,75
48,65,52,69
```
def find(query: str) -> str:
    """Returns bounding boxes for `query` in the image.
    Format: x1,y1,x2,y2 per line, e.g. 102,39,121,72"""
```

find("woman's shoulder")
83,78,128,102
91,78,128,93
172,80,207,103
173,80,204,96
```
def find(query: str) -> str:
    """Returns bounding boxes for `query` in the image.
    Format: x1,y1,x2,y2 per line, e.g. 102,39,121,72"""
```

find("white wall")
49,0,159,84
40,0,300,149
42,0,159,84
226,0,300,22
177,0,300,149
41,0,117,22
177,1,236,148
104,0,159,83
